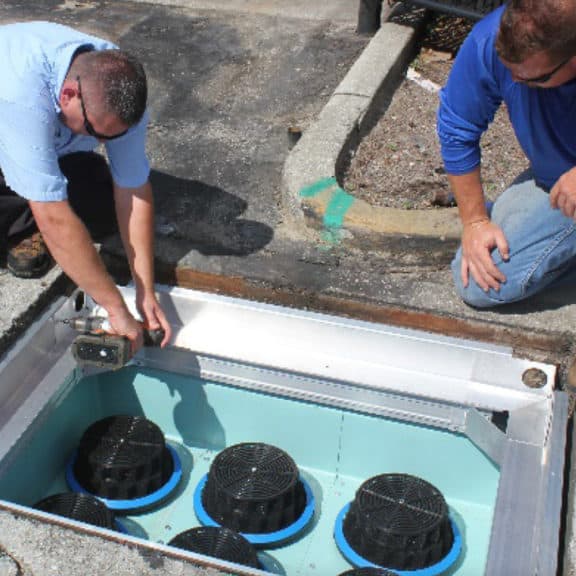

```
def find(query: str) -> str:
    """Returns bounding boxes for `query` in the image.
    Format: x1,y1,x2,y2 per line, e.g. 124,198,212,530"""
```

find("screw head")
522,368,548,389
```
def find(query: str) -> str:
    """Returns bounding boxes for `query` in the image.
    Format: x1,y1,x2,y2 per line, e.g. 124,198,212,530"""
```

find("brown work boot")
7,231,51,279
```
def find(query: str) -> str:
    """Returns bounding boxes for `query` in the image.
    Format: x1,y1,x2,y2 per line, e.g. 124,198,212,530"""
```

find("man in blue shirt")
0,21,171,349
438,0,576,307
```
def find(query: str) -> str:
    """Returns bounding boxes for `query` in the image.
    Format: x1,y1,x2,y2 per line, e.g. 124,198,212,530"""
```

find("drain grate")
73,415,173,500
34,492,117,531
201,442,308,534
339,474,457,571
169,526,260,569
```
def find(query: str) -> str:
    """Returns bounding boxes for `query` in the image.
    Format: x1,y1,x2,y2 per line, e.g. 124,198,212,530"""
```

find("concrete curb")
281,16,462,241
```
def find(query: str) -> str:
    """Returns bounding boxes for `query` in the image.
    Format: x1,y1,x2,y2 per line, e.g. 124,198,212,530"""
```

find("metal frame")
391,0,506,20
0,285,568,575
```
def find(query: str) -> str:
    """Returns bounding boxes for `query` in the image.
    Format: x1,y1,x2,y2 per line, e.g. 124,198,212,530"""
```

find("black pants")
0,152,117,246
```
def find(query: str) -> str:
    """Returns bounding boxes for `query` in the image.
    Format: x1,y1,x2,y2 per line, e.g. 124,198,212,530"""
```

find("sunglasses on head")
76,76,129,140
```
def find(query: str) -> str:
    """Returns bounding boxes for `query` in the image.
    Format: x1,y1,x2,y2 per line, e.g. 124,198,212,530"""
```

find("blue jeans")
451,171,576,308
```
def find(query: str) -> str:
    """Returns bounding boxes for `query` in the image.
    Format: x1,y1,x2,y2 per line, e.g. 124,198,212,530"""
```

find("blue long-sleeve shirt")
0,21,150,201
437,6,576,190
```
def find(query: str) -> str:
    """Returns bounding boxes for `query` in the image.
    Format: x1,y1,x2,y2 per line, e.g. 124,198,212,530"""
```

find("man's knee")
452,275,503,309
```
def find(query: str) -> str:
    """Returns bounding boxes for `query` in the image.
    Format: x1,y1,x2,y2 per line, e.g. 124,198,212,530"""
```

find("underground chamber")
0,286,567,575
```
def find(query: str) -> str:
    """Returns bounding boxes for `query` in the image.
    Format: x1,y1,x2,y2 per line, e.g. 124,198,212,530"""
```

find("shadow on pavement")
150,170,274,258
492,286,576,314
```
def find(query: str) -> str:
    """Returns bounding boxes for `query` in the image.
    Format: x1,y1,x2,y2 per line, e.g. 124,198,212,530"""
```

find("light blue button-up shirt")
0,21,150,201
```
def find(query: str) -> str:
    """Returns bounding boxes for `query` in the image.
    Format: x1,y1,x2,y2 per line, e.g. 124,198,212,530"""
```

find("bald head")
496,0,576,63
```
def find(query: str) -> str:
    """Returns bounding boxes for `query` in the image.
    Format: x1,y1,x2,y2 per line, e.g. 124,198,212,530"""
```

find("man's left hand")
551,167,576,219
137,291,172,348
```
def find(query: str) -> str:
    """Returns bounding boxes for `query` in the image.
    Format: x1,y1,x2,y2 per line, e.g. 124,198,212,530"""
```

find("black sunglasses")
517,56,572,84
76,76,128,140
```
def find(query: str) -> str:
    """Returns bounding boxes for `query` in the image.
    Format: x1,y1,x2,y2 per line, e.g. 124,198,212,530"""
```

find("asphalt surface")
2,0,576,574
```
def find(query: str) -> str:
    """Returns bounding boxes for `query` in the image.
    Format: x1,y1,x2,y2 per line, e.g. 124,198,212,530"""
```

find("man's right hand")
107,306,144,354
461,219,510,291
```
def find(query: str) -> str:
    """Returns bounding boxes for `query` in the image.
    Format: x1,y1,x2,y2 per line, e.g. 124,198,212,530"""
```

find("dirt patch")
343,13,529,210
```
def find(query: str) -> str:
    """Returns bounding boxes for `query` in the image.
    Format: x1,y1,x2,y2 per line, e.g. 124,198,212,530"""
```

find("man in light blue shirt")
437,0,576,308
0,21,171,349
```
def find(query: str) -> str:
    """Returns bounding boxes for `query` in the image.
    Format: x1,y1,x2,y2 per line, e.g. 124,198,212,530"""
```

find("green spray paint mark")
320,227,344,247
323,187,354,229
299,177,337,198
299,178,355,247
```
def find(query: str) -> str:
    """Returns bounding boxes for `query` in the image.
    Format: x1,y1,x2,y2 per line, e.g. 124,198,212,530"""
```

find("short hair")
496,0,576,63
73,49,147,125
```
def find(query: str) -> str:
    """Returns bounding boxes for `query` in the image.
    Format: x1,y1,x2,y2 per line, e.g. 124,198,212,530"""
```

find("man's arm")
436,13,509,292
30,199,143,349
449,168,509,291
113,180,172,346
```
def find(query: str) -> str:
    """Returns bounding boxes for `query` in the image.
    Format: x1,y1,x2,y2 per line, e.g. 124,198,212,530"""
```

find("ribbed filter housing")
343,474,454,570
169,526,260,569
34,492,117,530
73,415,173,499
202,442,307,533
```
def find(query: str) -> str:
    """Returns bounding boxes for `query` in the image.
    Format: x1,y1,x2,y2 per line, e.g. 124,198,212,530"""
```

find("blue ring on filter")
66,444,182,512
334,503,462,576
193,473,315,546
257,551,285,574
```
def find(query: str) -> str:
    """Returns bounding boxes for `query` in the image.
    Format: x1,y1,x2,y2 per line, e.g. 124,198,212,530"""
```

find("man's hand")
461,219,509,291
550,167,576,219
107,305,144,354
136,290,172,348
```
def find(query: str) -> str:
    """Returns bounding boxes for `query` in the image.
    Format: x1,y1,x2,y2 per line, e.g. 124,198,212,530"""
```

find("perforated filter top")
201,442,308,534
34,492,117,531
73,415,174,500
342,474,455,571
169,526,260,569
